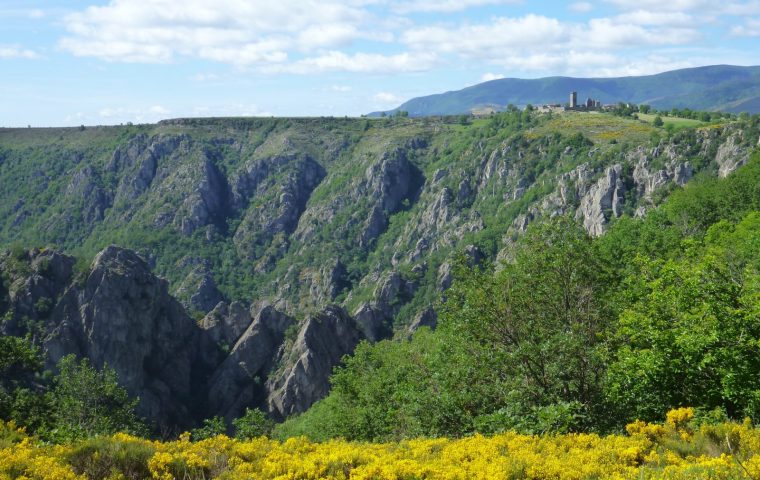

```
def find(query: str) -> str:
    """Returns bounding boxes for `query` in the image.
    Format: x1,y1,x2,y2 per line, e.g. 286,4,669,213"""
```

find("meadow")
636,113,708,129
4,408,760,480
527,111,657,144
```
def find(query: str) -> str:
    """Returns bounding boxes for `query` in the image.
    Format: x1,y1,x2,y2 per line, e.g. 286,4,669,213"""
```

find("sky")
2,0,760,127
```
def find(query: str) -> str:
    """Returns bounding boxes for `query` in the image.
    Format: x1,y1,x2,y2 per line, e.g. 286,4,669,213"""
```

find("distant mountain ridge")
371,65,760,116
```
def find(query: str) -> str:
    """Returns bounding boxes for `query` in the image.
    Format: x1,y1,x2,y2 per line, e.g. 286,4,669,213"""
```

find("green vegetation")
3,110,760,448
529,111,656,143
639,112,705,129
0,339,147,443
45,356,148,443
190,416,226,441
276,151,760,441
1,111,756,330
232,408,275,439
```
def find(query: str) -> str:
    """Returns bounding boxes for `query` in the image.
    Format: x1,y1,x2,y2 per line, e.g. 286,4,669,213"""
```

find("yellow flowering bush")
665,407,695,430
4,411,760,479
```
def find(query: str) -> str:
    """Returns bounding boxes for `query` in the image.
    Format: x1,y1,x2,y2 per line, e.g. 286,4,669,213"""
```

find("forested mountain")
1,111,759,431
373,65,760,117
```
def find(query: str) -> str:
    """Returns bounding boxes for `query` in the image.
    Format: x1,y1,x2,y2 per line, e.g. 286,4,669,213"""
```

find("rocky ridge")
0,246,370,429
1,115,758,428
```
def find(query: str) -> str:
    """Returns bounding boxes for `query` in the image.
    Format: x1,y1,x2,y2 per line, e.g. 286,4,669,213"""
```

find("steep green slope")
1,111,759,430
373,65,760,116
1,113,758,332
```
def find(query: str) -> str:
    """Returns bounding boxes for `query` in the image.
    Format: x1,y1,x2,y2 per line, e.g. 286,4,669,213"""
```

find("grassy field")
528,111,657,144
637,113,708,129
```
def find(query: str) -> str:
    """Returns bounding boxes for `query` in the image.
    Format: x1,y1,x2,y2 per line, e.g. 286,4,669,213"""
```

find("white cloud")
372,91,404,106
190,72,221,82
49,0,760,80
192,103,273,117
390,0,520,13
616,10,696,26
0,45,39,59
267,51,437,74
606,0,760,14
148,105,171,115
576,54,702,77
60,0,372,65
724,2,760,15
401,13,698,56
401,14,701,72
28,9,45,19
584,18,699,47
331,85,352,92
569,2,593,12
98,105,171,123
64,112,88,124
731,17,760,36
403,15,568,56
481,72,505,81
605,0,713,11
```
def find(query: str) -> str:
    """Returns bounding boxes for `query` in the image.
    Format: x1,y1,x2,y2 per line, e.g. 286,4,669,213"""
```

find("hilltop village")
535,91,620,113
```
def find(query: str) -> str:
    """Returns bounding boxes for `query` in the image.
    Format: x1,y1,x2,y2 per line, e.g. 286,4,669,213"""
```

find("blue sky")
2,0,760,127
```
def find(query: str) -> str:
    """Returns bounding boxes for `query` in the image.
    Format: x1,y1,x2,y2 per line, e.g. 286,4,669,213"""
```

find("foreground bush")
4,408,760,479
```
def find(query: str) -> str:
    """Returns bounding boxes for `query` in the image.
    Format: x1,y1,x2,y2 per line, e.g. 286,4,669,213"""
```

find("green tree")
191,416,226,441
606,252,760,422
44,355,146,442
233,408,274,439
0,336,44,428
653,115,664,127
0,336,42,382
276,218,617,441
442,217,614,430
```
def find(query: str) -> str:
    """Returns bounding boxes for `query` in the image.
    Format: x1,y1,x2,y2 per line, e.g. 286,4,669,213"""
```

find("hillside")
372,65,760,116
1,111,759,430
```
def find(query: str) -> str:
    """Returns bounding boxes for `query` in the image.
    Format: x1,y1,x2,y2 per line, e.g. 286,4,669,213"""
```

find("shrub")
233,408,274,439
191,416,226,441
67,435,155,480
44,355,147,442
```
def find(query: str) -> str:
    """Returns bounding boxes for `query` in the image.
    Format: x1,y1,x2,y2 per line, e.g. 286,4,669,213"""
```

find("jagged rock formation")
7,117,752,323
0,246,372,428
175,266,225,314
266,305,364,419
1,246,199,428
204,305,293,421
408,307,438,333
1,115,757,428
716,133,750,177
232,154,325,263
576,165,626,236
174,154,229,236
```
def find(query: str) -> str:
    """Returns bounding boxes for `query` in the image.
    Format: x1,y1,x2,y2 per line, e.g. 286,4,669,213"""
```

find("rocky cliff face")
1,115,757,428
0,246,371,429
266,305,364,419
232,154,326,265
576,165,626,236
1,246,199,428
497,126,754,238
204,304,293,421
